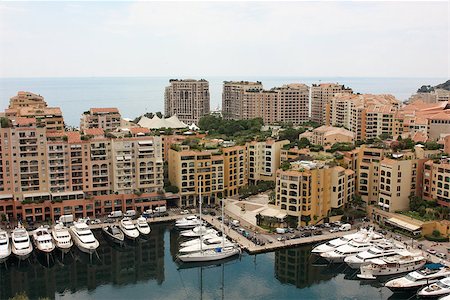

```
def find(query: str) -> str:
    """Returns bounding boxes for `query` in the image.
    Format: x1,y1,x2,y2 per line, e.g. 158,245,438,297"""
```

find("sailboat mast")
199,176,202,252
221,198,225,247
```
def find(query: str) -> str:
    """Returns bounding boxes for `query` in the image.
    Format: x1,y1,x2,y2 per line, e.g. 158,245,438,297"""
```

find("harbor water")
0,223,402,300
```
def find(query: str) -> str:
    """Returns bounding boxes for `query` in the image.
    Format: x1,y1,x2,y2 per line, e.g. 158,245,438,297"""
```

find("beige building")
222,81,263,120
423,158,450,208
311,83,353,124
9,91,47,109
164,79,210,124
247,139,290,184
325,93,400,141
80,107,121,133
275,160,355,226
236,83,310,125
300,125,354,146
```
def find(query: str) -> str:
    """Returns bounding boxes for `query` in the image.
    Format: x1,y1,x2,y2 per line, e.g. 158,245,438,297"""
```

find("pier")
201,215,357,254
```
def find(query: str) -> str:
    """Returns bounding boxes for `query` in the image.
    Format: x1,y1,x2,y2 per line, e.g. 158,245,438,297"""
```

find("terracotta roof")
84,128,105,136
428,112,450,121
130,127,150,134
412,131,428,143
14,117,36,126
66,132,82,143
90,108,119,114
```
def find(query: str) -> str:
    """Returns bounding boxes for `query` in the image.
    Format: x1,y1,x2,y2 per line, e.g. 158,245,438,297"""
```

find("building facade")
222,81,263,120
311,83,353,124
164,79,210,125
80,108,122,133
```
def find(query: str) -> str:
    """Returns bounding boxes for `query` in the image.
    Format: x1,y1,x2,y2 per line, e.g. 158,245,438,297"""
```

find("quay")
201,215,357,254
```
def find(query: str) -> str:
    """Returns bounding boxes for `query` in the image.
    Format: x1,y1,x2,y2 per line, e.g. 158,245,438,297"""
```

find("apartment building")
9,91,47,109
5,92,65,133
311,83,353,124
326,93,400,141
0,116,165,222
377,157,418,212
354,146,385,205
164,79,210,124
222,81,263,120
80,108,122,133
423,158,450,208
223,145,247,197
275,160,355,226
247,139,290,184
236,83,310,125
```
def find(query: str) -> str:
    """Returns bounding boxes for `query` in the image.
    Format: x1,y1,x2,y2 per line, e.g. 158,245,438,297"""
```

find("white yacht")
11,224,33,260
311,229,371,254
344,240,405,269
385,264,450,292
69,221,99,254
119,218,140,240
180,226,217,238
0,229,11,263
178,245,241,262
175,215,203,230
417,277,450,298
51,223,73,252
135,217,151,235
320,234,384,263
180,233,221,247
179,235,236,253
357,250,426,279
32,226,55,254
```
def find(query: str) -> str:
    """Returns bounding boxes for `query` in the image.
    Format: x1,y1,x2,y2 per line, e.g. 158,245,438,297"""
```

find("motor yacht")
385,263,450,292
357,250,426,279
11,224,33,260
417,277,450,298
175,215,203,230
69,221,99,254
180,226,217,238
0,229,11,263
311,229,371,254
344,240,405,269
51,223,73,253
102,225,125,245
119,218,140,240
135,217,151,235
32,226,55,254
320,233,384,263
179,235,235,253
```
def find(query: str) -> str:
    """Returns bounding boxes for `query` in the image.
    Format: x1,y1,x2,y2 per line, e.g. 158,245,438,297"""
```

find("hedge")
424,235,449,242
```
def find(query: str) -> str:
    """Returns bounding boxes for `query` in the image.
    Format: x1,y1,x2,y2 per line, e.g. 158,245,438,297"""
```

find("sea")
0,223,404,300
0,76,447,127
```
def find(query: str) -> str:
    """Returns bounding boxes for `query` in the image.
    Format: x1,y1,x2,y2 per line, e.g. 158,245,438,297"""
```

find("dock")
201,215,357,254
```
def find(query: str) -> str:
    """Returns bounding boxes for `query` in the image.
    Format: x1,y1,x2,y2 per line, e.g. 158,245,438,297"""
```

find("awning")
138,141,153,145
386,217,421,232
23,192,50,198
0,194,13,200
51,191,84,197
378,202,383,207
383,204,390,208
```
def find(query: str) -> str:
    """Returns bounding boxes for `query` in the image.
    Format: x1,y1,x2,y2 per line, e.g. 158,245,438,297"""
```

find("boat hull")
12,246,33,260
102,228,125,245
178,248,241,262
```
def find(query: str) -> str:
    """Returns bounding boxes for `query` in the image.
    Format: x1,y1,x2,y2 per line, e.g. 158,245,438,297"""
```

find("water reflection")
0,224,165,300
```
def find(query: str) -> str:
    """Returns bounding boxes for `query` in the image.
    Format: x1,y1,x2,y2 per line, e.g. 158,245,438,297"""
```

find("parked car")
436,252,447,259
302,232,312,237
104,218,115,223
108,211,123,218
180,210,189,215
93,219,101,224
329,228,340,233
313,230,323,235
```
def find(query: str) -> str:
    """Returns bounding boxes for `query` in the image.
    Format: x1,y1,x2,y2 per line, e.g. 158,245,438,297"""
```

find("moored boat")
0,229,11,263
32,226,55,254
11,224,33,260
385,263,450,292
119,218,140,240
178,245,241,262
357,250,426,280
180,226,217,238
51,223,73,253
417,277,450,298
69,221,99,254
102,225,125,245
344,240,405,269
135,217,151,235
311,229,373,254
175,215,203,230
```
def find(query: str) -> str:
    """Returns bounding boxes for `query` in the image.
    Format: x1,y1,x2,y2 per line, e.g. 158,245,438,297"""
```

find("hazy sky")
0,1,448,78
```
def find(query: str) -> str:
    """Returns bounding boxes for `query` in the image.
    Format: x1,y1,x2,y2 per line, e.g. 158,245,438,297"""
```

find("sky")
0,1,448,78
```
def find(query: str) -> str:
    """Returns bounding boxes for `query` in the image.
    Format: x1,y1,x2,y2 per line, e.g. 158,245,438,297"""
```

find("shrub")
425,234,449,242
